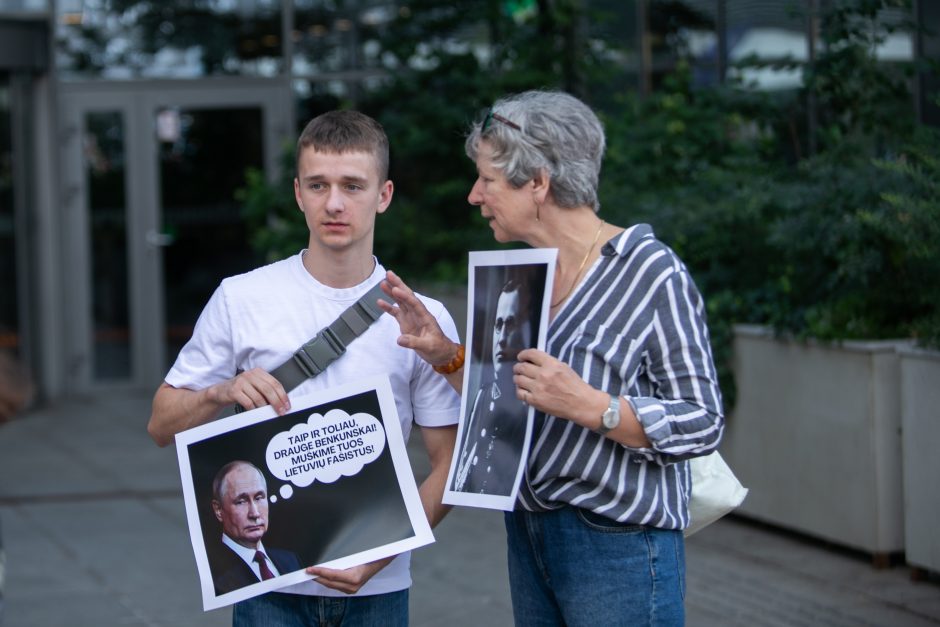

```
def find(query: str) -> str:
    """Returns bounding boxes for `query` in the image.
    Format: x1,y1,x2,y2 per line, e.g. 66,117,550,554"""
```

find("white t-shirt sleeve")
165,283,237,390
409,296,462,429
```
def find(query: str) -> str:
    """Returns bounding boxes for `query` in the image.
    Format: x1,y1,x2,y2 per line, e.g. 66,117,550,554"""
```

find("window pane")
0,0,47,13
293,0,394,78
56,0,283,80
726,1,808,91
587,0,642,100
648,0,720,89
157,106,263,368
86,111,132,380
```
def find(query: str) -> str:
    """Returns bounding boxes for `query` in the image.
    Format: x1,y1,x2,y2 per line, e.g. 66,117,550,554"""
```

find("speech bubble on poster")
265,409,386,487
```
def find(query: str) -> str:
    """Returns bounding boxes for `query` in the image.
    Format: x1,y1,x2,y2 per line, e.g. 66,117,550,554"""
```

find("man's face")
213,465,269,549
492,288,531,375
293,148,393,256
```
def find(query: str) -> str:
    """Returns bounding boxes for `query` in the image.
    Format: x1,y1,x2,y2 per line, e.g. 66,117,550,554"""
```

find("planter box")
899,346,940,575
722,324,910,560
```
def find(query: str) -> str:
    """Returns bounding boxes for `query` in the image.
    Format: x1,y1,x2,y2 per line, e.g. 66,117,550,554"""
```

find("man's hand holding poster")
443,248,556,511
175,376,432,611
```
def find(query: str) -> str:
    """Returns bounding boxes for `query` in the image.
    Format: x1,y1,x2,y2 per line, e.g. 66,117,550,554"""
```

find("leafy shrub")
236,0,937,412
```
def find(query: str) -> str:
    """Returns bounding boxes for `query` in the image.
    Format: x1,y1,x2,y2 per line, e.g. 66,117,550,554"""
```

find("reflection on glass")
86,111,131,380
586,0,641,104
726,0,808,91
649,0,719,89
0,77,19,354
0,0,48,14
294,77,350,125
293,0,393,77
158,106,263,368
56,1,283,79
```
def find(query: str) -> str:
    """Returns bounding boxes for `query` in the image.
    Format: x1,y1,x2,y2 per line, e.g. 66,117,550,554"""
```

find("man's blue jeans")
504,507,685,626
232,590,407,627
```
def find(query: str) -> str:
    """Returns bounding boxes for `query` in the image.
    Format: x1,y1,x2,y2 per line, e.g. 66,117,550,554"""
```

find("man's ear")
294,177,305,213
376,179,394,215
212,500,223,523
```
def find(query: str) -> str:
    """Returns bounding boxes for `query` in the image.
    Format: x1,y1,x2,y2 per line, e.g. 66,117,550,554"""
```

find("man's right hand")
212,367,291,414
148,369,290,447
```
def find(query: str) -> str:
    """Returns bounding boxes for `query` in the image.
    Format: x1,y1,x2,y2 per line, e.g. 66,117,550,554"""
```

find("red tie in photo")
254,550,276,580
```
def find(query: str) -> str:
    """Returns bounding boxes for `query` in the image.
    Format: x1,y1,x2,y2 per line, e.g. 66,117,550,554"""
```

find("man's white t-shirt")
166,252,461,597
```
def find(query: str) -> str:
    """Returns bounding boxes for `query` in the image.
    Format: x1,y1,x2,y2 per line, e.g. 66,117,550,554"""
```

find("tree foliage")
236,0,937,409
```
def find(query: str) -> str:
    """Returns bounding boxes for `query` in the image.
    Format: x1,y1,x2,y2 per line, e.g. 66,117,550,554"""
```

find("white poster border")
443,247,557,510
175,375,433,611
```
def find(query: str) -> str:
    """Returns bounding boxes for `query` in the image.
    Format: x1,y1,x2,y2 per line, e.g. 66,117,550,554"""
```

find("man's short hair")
212,460,266,503
296,110,390,181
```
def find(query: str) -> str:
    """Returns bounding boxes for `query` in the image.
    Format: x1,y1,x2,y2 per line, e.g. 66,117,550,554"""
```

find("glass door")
84,109,134,380
60,82,292,391
155,104,267,370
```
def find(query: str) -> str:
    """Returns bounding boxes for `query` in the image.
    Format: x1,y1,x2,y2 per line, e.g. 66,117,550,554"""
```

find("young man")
148,110,460,626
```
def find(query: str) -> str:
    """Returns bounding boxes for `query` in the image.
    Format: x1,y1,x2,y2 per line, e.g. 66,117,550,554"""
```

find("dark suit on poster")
454,378,528,495
453,275,534,496
211,542,303,595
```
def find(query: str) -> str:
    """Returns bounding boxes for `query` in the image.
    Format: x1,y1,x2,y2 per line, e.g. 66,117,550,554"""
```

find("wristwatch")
596,394,620,435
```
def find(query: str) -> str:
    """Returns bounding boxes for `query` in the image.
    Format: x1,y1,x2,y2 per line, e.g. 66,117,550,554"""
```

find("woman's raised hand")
379,270,458,368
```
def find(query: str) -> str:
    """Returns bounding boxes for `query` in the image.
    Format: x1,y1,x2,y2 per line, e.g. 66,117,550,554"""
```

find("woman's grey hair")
465,90,606,211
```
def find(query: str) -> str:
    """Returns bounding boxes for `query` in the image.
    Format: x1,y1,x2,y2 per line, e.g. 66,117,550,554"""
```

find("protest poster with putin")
175,376,432,611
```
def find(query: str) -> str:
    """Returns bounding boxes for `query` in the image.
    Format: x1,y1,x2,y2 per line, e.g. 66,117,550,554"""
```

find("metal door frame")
59,78,293,392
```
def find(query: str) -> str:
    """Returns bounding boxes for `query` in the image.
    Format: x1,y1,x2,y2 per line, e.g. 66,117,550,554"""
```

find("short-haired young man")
148,110,460,626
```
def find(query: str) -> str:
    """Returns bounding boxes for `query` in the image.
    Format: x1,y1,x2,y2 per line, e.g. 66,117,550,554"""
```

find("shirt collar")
602,223,654,258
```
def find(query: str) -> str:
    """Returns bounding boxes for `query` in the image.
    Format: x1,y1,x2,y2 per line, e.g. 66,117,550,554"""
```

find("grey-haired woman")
381,90,723,626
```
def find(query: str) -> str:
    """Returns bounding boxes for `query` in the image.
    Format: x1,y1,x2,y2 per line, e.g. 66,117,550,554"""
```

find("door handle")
145,230,175,247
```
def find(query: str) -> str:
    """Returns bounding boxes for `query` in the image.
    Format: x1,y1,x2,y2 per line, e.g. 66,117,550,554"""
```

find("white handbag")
684,451,748,537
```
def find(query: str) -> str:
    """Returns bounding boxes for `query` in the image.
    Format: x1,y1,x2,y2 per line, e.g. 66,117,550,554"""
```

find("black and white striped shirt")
517,224,724,529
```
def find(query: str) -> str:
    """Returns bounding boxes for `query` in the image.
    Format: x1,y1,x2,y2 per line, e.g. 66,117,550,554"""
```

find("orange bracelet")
433,344,465,375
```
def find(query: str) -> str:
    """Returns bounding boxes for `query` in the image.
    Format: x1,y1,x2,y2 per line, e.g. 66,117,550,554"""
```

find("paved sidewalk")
0,391,937,626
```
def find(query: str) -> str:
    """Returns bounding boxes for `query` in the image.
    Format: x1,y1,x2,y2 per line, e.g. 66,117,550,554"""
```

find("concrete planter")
899,346,940,575
722,324,910,562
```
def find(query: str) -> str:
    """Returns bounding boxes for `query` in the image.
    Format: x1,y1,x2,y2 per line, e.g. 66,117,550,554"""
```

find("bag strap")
270,280,389,392
233,281,389,413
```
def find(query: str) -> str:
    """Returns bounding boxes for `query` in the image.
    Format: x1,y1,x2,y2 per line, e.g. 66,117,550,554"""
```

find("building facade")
0,0,933,401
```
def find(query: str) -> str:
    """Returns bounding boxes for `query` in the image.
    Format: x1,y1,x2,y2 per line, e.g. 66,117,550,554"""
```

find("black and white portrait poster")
175,376,433,611
444,248,556,510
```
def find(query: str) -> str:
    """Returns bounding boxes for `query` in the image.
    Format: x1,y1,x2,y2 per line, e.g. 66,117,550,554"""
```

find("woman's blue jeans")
232,589,407,627
504,507,685,626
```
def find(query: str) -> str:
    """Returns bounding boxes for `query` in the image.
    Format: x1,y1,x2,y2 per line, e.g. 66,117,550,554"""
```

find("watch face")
597,396,620,434
603,408,619,429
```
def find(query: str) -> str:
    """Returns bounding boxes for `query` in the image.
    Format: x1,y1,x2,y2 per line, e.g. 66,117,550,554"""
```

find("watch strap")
596,394,620,435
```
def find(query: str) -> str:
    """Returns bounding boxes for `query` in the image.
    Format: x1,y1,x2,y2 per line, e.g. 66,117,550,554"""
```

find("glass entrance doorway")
156,105,266,371
61,82,291,391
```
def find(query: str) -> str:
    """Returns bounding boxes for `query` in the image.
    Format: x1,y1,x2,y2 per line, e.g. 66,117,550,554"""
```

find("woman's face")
468,141,534,243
